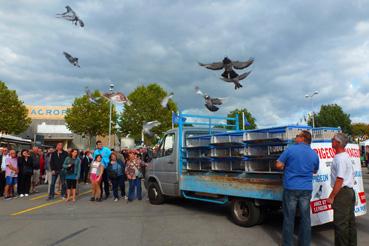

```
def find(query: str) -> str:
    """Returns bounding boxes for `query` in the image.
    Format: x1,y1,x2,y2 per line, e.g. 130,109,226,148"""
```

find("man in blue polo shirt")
93,140,111,199
276,130,319,246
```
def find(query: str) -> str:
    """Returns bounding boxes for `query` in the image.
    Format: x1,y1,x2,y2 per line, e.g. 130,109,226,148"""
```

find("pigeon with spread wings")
85,87,101,104
195,86,224,112
161,92,174,108
199,57,253,89
56,5,84,27
103,92,132,106
143,121,161,136
63,52,80,67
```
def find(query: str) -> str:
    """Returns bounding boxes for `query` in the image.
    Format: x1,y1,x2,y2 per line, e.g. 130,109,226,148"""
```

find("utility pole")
108,83,114,148
305,91,319,128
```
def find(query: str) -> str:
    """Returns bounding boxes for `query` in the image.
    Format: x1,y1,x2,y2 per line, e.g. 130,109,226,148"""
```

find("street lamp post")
108,83,114,148
305,91,319,128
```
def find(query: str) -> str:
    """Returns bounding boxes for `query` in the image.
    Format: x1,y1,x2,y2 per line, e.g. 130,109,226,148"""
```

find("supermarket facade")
20,105,88,149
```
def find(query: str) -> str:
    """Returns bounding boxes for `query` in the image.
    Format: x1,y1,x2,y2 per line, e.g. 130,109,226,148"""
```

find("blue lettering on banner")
61,110,67,115
31,109,37,115
355,205,366,213
46,110,52,115
354,171,362,177
313,174,329,183
53,110,60,115
37,109,44,115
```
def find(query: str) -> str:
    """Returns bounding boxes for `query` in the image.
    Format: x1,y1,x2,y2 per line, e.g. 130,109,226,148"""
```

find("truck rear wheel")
229,199,261,227
148,182,165,205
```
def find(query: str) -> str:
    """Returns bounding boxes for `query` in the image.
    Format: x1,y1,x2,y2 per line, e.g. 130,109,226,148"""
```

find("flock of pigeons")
57,5,254,136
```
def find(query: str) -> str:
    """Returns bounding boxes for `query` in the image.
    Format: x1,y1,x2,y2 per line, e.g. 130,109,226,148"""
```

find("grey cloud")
1,0,369,127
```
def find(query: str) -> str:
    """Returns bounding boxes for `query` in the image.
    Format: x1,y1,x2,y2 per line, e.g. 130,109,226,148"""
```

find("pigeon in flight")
85,87,100,104
103,92,132,106
199,57,254,89
56,5,84,27
143,121,161,136
63,52,80,67
195,86,224,112
161,92,174,108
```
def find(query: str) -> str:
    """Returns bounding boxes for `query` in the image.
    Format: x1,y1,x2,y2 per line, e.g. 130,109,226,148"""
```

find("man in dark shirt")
30,146,41,193
48,143,68,200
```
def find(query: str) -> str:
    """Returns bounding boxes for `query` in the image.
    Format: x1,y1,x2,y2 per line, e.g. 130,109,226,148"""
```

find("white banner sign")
310,143,367,226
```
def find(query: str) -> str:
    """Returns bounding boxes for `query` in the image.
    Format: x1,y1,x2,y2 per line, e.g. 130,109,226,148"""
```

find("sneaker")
96,198,102,202
90,197,95,201
4,196,12,201
20,194,24,198
123,196,128,200
25,194,29,197
46,197,54,201
114,198,118,202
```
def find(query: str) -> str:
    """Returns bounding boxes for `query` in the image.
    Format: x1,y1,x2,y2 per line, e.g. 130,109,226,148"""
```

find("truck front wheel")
229,199,261,227
148,182,165,205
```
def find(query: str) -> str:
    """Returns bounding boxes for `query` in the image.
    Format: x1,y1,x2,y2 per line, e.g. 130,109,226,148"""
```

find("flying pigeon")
195,86,224,112
161,92,174,108
56,5,84,27
143,121,161,136
199,57,254,89
85,87,100,104
63,52,80,67
103,92,132,105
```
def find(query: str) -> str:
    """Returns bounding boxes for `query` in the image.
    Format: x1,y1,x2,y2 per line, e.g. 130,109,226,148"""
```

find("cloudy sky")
1,0,369,127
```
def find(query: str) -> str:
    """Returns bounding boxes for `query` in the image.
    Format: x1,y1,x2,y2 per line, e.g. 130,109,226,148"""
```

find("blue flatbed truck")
144,113,366,227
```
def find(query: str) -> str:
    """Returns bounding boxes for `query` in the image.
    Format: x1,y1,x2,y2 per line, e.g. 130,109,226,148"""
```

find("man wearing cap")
276,130,319,246
328,133,356,246
93,140,111,199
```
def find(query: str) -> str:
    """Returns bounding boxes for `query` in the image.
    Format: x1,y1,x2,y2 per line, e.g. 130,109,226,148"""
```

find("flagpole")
108,83,114,148
242,112,245,130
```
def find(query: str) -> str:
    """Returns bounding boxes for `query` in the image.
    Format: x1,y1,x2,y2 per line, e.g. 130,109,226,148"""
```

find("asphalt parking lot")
0,172,368,246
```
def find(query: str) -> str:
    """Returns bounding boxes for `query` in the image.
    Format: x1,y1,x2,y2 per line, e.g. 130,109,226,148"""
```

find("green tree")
351,123,369,141
119,83,177,145
64,90,117,146
311,104,352,134
0,81,31,134
227,108,257,130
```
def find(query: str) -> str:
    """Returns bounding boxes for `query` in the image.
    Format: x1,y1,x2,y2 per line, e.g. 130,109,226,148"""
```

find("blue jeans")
128,178,142,201
282,189,312,246
49,172,66,198
110,175,125,199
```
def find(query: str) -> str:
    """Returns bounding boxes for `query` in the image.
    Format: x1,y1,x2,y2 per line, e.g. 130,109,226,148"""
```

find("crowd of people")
0,140,149,203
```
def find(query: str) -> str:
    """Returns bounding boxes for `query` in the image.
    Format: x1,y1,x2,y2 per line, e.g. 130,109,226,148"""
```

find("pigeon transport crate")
243,125,312,142
312,127,341,142
211,132,244,146
211,157,245,172
185,147,211,158
184,158,212,171
185,135,211,148
210,147,244,158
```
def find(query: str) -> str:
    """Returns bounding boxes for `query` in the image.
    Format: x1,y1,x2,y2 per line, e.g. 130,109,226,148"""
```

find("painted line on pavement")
30,193,49,201
11,190,91,216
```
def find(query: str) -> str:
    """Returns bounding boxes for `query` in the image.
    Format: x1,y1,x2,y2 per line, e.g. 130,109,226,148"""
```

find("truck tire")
229,199,261,227
148,182,165,205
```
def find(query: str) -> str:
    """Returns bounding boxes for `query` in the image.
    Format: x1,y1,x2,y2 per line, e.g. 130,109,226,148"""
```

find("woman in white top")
89,155,104,202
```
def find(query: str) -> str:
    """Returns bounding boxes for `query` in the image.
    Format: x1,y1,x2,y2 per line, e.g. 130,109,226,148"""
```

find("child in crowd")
90,155,104,202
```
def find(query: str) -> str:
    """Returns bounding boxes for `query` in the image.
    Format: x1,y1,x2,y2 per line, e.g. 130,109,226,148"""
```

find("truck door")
153,132,178,196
